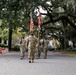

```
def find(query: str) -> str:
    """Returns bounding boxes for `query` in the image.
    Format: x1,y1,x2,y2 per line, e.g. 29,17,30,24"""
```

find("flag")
30,12,34,32
38,13,42,28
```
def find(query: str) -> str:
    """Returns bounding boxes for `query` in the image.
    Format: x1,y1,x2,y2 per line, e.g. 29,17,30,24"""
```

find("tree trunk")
8,26,12,51
62,20,68,49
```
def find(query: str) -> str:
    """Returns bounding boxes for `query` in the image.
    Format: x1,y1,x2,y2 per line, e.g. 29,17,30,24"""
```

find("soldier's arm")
24,40,26,48
47,40,49,44
26,38,29,49
36,37,38,42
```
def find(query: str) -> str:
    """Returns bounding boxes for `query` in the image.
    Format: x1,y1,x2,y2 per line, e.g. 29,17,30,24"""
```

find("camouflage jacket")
20,38,26,47
26,35,37,49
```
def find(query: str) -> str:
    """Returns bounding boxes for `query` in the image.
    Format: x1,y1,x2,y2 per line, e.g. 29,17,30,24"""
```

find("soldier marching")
20,34,26,60
26,31,37,63
19,32,51,63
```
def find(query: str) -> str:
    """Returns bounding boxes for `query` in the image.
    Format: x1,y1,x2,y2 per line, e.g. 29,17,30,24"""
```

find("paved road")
0,51,76,75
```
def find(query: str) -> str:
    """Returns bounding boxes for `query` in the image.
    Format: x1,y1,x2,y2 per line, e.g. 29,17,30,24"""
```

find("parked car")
48,46,55,51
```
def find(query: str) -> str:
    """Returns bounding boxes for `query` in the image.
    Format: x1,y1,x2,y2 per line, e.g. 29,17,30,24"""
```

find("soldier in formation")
36,39,44,59
36,36,49,59
26,31,37,63
20,34,26,60
43,36,49,59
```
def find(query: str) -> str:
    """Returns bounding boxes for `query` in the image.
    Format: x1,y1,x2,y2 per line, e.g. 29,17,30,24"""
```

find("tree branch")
68,14,76,19
42,15,76,30
42,26,63,34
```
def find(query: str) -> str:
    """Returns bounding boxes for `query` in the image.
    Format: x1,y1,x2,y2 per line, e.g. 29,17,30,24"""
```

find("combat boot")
20,56,23,60
44,56,46,59
29,60,31,63
29,58,31,63
31,60,34,63
36,57,39,59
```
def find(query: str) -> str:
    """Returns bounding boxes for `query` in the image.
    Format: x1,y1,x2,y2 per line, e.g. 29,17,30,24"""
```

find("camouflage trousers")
28,48,35,61
20,46,26,59
36,46,43,59
43,47,48,59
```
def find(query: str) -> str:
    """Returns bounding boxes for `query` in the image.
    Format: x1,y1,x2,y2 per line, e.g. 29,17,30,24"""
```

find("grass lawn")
67,54,76,57
57,50,76,57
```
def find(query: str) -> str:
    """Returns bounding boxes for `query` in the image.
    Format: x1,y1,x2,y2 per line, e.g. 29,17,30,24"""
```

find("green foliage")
11,45,20,51
67,48,76,52
0,43,8,47
0,0,76,50
0,28,8,40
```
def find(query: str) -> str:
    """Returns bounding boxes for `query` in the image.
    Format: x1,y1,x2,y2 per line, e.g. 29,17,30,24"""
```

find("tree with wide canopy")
0,0,76,50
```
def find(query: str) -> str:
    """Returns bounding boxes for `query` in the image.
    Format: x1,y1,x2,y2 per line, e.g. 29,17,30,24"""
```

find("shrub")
67,48,76,52
0,43,8,47
12,45,20,51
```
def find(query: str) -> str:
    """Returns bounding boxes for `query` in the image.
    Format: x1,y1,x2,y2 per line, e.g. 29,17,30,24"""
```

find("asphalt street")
0,51,76,75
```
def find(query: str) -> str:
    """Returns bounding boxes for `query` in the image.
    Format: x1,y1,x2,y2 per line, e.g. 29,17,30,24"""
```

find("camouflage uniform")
36,39,44,59
53,38,59,51
20,36,26,59
43,37,49,59
26,32,37,63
